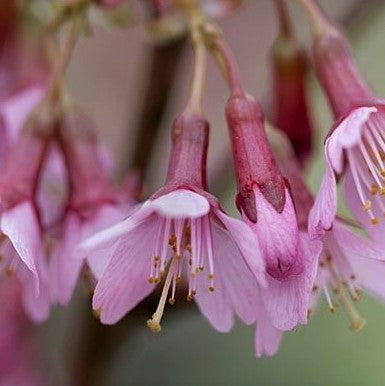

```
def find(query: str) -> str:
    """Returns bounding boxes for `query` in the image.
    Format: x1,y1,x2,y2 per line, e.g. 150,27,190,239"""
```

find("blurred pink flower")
309,26,385,246
49,112,131,306
0,133,51,322
79,112,265,332
226,92,321,331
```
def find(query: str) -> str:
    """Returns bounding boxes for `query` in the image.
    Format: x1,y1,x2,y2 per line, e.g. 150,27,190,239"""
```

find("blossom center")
347,114,385,224
146,215,215,332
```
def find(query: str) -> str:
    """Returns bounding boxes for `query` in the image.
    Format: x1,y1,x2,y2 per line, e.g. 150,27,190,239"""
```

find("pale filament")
147,214,215,332
346,117,385,224
324,254,365,332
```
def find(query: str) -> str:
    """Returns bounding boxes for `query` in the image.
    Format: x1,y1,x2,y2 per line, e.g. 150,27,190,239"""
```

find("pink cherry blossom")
49,112,132,306
308,24,385,245
276,130,385,332
225,92,321,331
0,131,52,321
79,112,265,333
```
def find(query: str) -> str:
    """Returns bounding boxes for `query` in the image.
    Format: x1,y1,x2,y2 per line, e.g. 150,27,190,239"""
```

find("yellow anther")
381,170,385,177
168,234,176,246
371,217,380,225
147,319,161,332
371,185,379,195
168,298,175,305
148,277,155,284
381,187,385,195
350,318,366,333
6,267,14,277
363,200,371,211
186,294,193,302
208,273,214,279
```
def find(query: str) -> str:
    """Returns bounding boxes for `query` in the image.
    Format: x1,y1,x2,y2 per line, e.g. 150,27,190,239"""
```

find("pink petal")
215,209,266,287
50,213,83,305
195,221,259,331
254,299,283,357
262,233,322,330
0,202,42,291
93,217,157,324
0,86,43,143
247,186,300,279
347,247,385,303
331,220,385,261
77,202,153,256
150,190,210,219
326,106,377,173
19,265,51,323
83,205,128,279
308,164,337,239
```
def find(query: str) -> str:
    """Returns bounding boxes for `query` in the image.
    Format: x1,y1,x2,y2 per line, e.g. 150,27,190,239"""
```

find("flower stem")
296,0,333,36
272,0,292,37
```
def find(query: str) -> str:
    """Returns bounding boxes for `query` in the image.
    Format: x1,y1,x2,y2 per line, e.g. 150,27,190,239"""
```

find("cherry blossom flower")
274,127,385,333
0,131,51,322
303,4,385,247
79,112,266,333
226,91,322,331
49,112,131,306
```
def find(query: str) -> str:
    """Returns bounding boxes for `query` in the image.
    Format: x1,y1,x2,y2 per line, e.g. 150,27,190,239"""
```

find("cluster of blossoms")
1,0,385,382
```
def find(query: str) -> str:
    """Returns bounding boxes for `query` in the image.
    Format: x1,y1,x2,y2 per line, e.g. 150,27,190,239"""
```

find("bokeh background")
40,0,385,385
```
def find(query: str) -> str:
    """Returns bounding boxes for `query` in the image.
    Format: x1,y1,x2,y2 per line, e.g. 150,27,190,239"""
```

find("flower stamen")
325,254,366,332
147,258,177,332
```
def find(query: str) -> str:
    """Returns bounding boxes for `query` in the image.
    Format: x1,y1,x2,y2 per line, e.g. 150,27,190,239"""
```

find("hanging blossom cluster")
1,0,385,382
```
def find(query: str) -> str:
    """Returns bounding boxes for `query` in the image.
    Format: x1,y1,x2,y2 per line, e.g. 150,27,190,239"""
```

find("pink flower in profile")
0,130,51,322
79,112,265,333
225,91,322,332
49,112,131,306
274,128,385,333
304,5,385,246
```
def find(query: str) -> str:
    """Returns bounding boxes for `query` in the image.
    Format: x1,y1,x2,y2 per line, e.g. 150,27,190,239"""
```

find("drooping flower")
78,111,265,333
49,111,131,306
302,1,385,247
225,91,322,331
273,126,385,332
0,129,52,322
